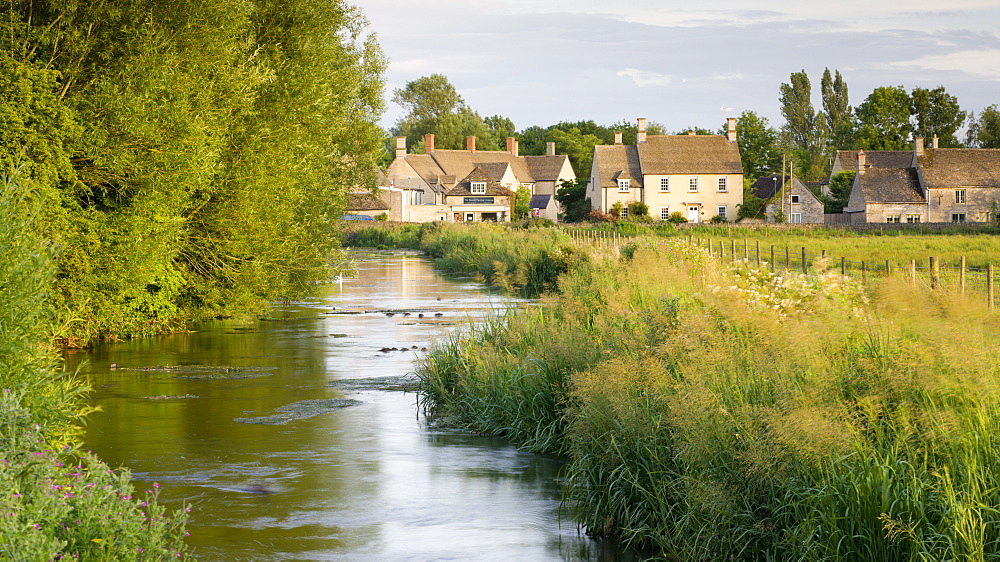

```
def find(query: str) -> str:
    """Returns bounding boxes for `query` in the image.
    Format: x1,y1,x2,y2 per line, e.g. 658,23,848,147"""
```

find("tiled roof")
594,144,643,188
429,150,535,184
475,161,511,181
751,175,789,201
835,150,913,171
347,192,389,211
918,149,1000,188
636,135,742,174
445,165,515,197
524,155,569,181
529,194,551,208
858,168,925,203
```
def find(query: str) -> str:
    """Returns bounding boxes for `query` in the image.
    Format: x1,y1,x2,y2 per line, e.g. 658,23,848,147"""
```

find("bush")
667,212,688,224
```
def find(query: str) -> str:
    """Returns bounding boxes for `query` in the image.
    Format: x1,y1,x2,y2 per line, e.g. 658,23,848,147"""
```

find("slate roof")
835,150,913,172
918,149,1000,188
636,135,742,174
529,194,552,209
593,144,643,188
751,175,789,201
524,155,569,181
857,168,925,203
347,192,389,211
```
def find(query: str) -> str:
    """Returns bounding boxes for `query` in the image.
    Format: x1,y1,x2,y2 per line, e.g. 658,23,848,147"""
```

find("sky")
354,0,1000,136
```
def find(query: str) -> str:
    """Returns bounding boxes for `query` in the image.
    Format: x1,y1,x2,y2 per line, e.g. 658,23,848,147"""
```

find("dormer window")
471,181,487,194
618,179,631,192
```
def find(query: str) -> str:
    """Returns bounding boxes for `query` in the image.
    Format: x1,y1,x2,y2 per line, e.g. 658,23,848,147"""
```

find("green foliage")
966,105,1000,148
821,68,855,150
855,86,914,150
738,183,767,220
3,0,386,343
668,211,688,224
709,214,728,223
627,201,649,218
555,178,592,223
911,86,966,147
735,110,781,180
392,74,501,151
513,187,531,220
824,170,855,213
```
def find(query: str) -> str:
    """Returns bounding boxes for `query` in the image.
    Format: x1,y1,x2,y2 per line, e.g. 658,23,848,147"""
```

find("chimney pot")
688,130,696,136
506,136,517,156
546,141,555,156
932,135,939,149
856,149,866,174
425,134,435,154
726,117,737,143
467,136,476,153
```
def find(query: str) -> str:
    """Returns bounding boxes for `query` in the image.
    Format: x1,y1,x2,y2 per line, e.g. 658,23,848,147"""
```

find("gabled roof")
398,153,446,182
751,175,789,201
475,161,511,181
918,148,1000,188
347,192,389,211
524,155,570,182
636,135,742,175
429,149,535,184
446,165,515,197
835,150,913,172
594,144,643,188
529,194,552,209
857,168,925,204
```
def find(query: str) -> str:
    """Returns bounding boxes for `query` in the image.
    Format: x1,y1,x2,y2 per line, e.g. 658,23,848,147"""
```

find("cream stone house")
587,118,743,223
383,135,574,223
844,137,1000,223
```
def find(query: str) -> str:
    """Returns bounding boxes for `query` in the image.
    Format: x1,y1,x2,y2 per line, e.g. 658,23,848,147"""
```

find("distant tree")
967,105,1000,148
392,74,495,150
513,187,531,220
673,127,716,135
484,114,517,148
823,170,855,213
911,86,966,147
547,127,603,176
737,185,767,220
855,86,913,150
821,68,855,150
779,70,829,181
555,178,591,223
734,110,781,180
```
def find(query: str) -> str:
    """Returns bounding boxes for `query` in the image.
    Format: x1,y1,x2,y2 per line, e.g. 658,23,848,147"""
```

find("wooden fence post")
930,256,940,289
910,259,917,287
989,264,995,311
802,247,808,274
731,239,736,264
862,261,867,283
770,245,775,272
960,256,966,295
785,246,790,270
841,256,846,276
755,240,760,267
886,260,891,277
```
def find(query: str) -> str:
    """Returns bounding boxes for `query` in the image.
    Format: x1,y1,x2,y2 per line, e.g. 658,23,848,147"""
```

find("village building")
844,137,1000,224
587,118,743,223
383,135,574,223
752,175,825,224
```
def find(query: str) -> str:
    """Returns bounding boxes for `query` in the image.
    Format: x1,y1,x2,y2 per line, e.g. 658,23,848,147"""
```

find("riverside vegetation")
346,222,1000,559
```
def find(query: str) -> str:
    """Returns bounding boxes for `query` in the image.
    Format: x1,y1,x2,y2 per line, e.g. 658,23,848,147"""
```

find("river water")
69,251,624,560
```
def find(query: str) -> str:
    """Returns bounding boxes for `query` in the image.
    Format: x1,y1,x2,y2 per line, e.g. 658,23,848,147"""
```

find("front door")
687,205,700,223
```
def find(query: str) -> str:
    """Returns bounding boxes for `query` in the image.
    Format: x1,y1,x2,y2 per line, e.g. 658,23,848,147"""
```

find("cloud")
891,49,1000,79
617,68,674,87
712,73,744,81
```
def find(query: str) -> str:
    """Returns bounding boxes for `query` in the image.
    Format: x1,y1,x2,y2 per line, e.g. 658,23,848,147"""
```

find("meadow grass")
416,229,1000,559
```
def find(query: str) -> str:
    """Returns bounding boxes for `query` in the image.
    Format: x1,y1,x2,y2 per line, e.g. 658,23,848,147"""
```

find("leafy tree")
911,86,966,147
555,178,591,223
737,185,767,220
547,127,603,176
967,105,1000,148
855,86,913,150
484,114,517,148
392,74,495,150
673,127,716,135
823,170,855,213
821,68,855,150
779,70,829,181
733,110,781,181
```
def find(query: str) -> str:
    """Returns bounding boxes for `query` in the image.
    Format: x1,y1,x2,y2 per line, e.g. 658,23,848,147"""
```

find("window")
618,179,631,192
906,214,921,223
688,177,698,192
791,195,800,203
717,177,727,192
886,215,900,223
956,189,967,204
471,181,487,195
660,177,669,192
620,206,629,219
660,207,670,220
952,213,966,223
717,206,727,219
791,213,802,224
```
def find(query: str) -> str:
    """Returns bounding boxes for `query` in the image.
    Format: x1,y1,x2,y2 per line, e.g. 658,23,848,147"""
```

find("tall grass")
417,230,1000,558
0,173,189,558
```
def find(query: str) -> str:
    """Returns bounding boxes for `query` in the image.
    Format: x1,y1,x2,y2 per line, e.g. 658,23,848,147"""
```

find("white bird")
720,105,733,112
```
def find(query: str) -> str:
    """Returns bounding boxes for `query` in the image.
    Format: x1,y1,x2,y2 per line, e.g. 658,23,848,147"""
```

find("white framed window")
956,189,966,204
791,195,800,203
717,206,727,219
688,177,698,192
618,179,631,192
791,213,802,224
620,206,629,218
906,214,921,223
660,177,669,192
660,206,670,220
886,215,900,223
717,177,727,192
471,181,487,194
952,212,966,223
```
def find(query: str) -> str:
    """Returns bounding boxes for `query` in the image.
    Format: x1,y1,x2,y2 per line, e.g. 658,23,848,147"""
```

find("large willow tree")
1,0,385,343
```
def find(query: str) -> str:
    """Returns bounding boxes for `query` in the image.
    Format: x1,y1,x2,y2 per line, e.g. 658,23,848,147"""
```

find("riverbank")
368,223,1000,558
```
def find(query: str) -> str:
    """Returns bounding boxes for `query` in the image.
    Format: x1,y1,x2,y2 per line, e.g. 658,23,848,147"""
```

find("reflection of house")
587,118,743,223
845,137,1000,223
383,135,575,223
753,175,825,224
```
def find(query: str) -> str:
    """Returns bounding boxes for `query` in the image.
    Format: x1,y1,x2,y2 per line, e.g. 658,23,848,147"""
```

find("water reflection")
72,251,623,560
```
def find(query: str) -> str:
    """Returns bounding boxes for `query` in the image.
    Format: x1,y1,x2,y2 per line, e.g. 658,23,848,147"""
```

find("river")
68,250,627,560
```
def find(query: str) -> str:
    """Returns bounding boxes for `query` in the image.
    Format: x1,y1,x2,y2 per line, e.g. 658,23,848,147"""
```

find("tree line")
1,0,386,343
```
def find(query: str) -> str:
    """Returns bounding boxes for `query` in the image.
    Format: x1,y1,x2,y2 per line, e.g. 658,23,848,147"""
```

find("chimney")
915,136,924,157
688,130,696,136
726,117,737,143
932,135,939,149
856,149,866,175
395,136,407,159
614,132,623,145
636,117,647,143
467,135,476,153
506,136,519,157
546,141,555,156
425,134,435,154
